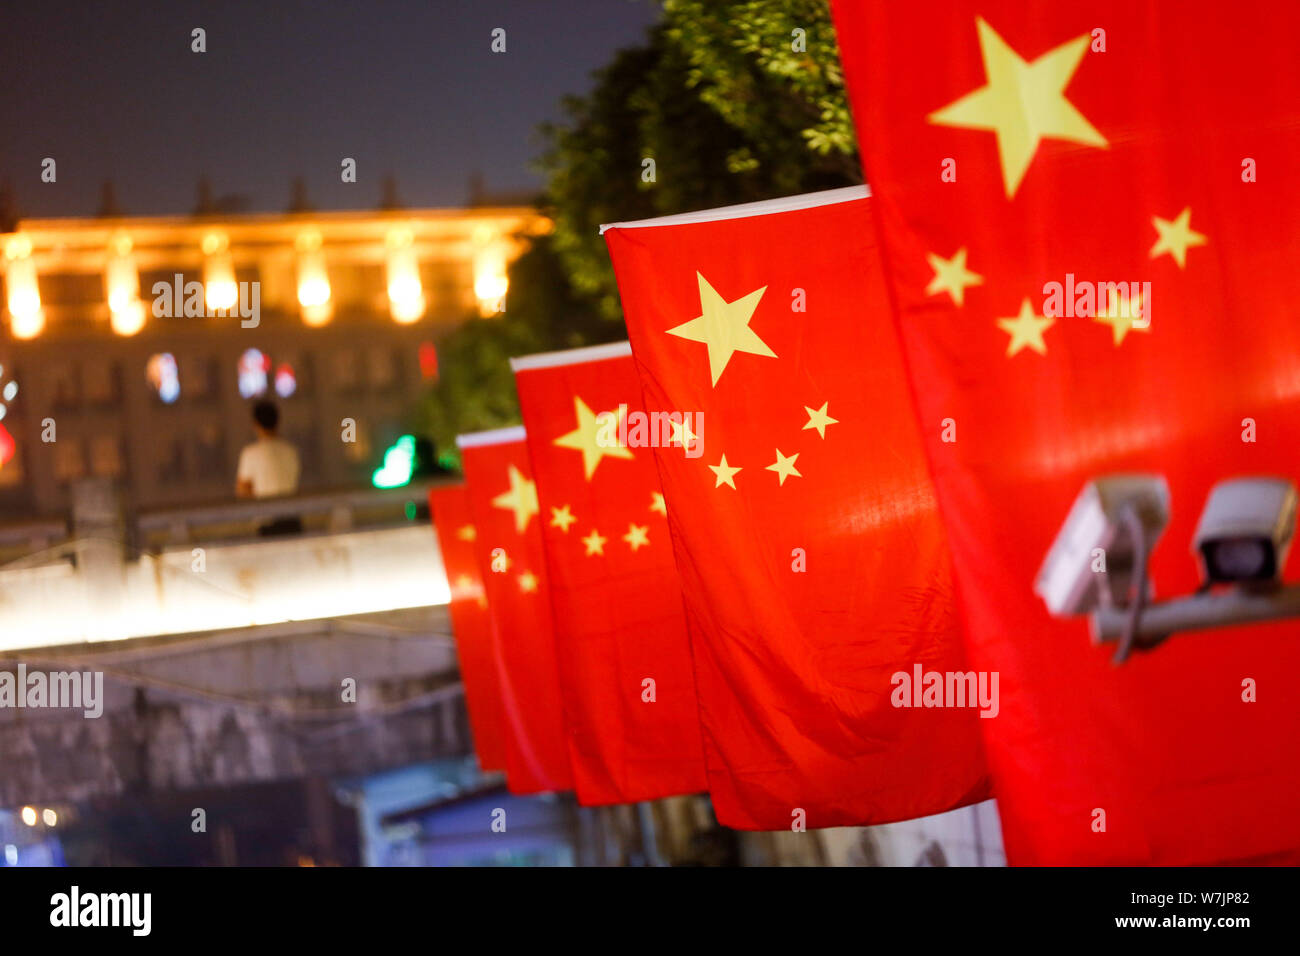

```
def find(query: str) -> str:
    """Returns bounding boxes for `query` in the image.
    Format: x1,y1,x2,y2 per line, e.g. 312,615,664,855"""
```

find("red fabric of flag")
603,190,990,830
512,343,709,805
429,484,508,773
458,429,572,794
834,0,1300,863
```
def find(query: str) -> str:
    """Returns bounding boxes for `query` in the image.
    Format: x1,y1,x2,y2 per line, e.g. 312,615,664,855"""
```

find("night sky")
0,0,661,218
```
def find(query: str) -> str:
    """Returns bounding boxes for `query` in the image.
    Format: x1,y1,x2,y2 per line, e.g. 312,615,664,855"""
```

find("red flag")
512,342,708,805
457,429,572,794
834,0,1300,862
429,484,508,773
603,190,989,830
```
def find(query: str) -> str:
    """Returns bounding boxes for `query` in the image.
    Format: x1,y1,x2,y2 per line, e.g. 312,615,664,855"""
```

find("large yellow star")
667,272,775,386
802,402,838,439
623,524,650,552
929,18,1107,198
649,491,667,516
708,454,742,490
1093,288,1149,346
667,416,698,451
581,528,607,556
491,464,539,533
550,504,576,532
997,298,1055,357
1149,207,1207,269
765,449,802,486
925,248,983,306
553,396,633,480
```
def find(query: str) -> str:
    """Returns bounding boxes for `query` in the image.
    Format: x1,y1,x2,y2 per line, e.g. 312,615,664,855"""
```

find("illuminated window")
274,362,297,398
146,353,181,405
0,366,18,422
238,348,271,399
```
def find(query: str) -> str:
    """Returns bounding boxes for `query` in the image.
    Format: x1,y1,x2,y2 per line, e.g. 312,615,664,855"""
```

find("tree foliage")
412,235,619,461
416,1,859,455
664,0,859,172
538,1,860,319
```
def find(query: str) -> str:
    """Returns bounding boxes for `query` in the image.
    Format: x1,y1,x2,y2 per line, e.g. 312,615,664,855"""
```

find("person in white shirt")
236,400,302,534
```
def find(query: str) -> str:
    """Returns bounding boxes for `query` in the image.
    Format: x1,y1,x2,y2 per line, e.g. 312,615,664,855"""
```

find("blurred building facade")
0,205,548,518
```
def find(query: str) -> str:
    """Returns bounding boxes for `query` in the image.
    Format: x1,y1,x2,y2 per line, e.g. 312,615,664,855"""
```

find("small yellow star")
925,248,984,306
708,454,742,490
929,17,1107,198
491,465,539,533
623,524,650,552
765,449,802,486
581,529,607,556
455,524,476,542
802,402,838,439
1149,207,1207,269
649,491,667,516
996,298,1055,357
550,504,576,532
1093,289,1150,347
553,396,633,480
518,571,538,593
453,573,475,594
667,272,775,386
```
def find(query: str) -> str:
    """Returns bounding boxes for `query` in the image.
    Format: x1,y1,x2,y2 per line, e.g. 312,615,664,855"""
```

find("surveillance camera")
1035,475,1170,616
1193,477,1297,586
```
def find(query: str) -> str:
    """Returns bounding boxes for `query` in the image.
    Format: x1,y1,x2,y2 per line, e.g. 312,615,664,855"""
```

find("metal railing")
135,477,454,547
0,477,457,565
0,518,70,566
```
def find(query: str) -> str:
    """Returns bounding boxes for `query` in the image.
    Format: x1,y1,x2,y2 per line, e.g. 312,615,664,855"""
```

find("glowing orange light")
106,243,144,335
386,238,425,324
5,253,43,339
204,253,238,312
296,244,332,326
473,246,508,316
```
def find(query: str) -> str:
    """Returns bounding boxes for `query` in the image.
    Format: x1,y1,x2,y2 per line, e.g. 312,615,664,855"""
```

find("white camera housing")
1193,477,1297,585
1035,475,1170,616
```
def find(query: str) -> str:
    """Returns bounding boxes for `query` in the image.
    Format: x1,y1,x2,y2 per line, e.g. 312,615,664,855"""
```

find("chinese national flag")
603,190,990,830
512,343,708,805
429,484,508,773
834,0,1300,862
458,429,572,794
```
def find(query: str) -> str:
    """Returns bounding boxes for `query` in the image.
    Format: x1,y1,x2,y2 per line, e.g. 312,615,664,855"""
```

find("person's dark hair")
252,400,279,431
